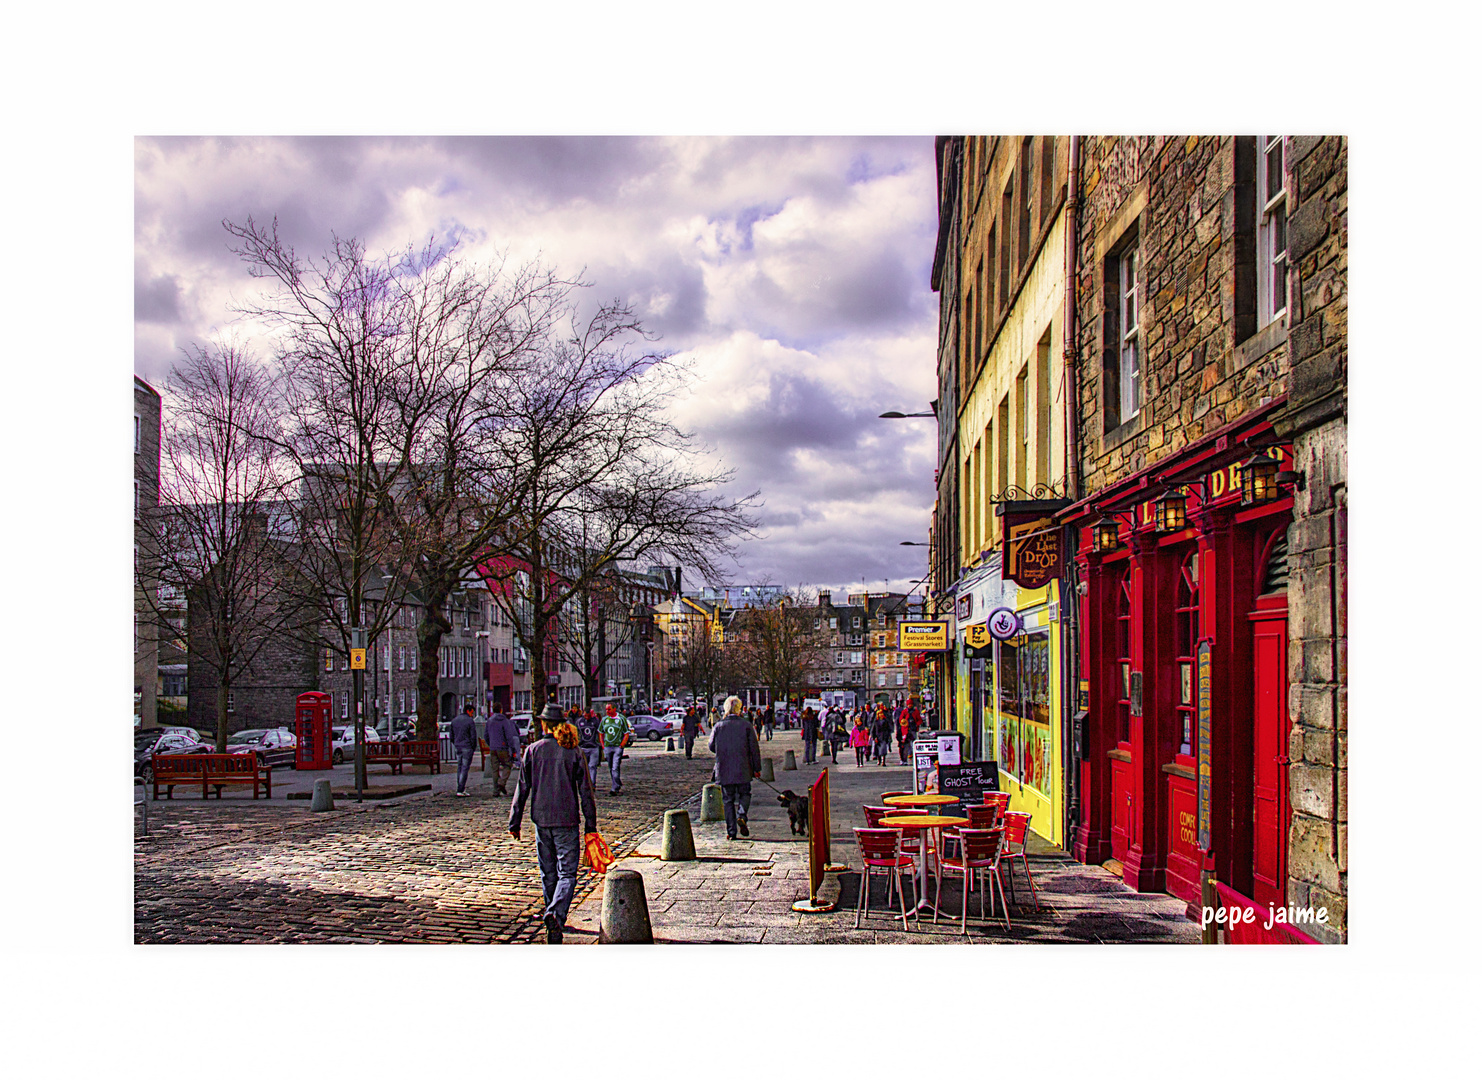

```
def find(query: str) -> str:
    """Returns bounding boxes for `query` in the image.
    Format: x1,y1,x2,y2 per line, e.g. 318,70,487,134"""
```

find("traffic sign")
350,648,366,670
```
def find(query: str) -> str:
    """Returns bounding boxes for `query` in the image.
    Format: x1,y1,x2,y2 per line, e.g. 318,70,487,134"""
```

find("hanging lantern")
1240,454,1280,505
1154,489,1188,533
1092,515,1122,554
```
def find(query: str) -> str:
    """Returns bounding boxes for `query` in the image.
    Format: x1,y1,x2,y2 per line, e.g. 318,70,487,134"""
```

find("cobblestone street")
134,746,716,944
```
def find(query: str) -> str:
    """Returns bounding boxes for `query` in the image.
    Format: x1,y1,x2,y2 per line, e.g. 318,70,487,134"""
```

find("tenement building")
1055,136,1346,940
931,136,1076,848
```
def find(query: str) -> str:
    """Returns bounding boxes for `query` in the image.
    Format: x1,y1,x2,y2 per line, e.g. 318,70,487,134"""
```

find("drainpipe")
1063,135,1082,504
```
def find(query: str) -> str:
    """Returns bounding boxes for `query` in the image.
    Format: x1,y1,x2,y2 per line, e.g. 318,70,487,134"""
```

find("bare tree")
141,341,309,752
729,588,831,709
555,563,637,708
480,302,758,714
227,217,426,789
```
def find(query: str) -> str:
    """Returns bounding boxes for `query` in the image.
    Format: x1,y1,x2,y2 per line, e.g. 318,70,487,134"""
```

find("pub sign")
1001,512,1062,589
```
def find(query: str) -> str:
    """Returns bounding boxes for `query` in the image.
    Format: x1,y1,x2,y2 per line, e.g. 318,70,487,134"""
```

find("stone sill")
1234,317,1288,371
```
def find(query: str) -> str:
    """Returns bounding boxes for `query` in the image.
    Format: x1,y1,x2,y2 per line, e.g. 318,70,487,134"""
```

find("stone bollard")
760,758,775,782
666,737,676,751
310,778,334,812
599,869,654,944
783,749,798,771
699,783,725,822
661,809,696,861
483,752,494,779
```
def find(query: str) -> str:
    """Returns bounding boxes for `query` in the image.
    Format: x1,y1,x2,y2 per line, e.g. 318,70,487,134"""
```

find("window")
1015,367,1029,490
340,650,348,671
1115,244,1141,425
998,186,1012,310
1174,551,1200,758
830,617,837,629
896,673,905,687
1035,330,1052,483
1018,139,1033,272
399,689,406,714
134,480,139,520
1257,135,1288,325
1115,568,1133,744
227,692,234,713
996,397,1010,495
383,645,391,671
1039,136,1055,230
397,645,404,671
325,649,334,672
973,257,985,362
134,414,141,455
340,693,348,719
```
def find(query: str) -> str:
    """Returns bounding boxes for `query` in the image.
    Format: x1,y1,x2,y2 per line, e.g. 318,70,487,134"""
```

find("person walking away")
826,706,846,763
508,703,598,944
710,696,762,839
850,713,871,767
598,703,632,795
485,706,522,796
574,707,602,784
898,697,922,764
763,706,774,741
870,705,890,764
451,703,480,796
801,705,820,765
681,706,702,759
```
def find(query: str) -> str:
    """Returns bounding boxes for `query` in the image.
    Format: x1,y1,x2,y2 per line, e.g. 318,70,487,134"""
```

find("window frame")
1257,135,1289,326
1114,241,1141,427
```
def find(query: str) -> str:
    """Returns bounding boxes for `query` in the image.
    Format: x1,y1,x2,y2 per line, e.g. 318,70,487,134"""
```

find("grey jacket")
450,714,480,752
508,735,597,833
485,713,521,753
709,715,762,786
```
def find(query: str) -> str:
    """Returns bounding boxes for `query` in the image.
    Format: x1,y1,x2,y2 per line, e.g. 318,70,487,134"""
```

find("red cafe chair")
999,811,1041,911
862,805,898,829
942,803,997,859
853,827,918,930
935,827,1010,933
880,806,932,877
880,790,913,803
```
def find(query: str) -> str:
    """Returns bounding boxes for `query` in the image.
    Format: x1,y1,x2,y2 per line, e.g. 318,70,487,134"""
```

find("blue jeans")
607,747,623,792
721,782,752,838
535,824,581,928
455,747,475,792
803,736,817,764
584,747,601,787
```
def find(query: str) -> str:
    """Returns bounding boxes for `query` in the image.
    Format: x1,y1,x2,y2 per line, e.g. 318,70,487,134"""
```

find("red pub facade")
1062,136,1346,937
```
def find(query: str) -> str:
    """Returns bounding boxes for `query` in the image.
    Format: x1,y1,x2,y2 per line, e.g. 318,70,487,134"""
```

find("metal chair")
942,803,996,859
862,805,899,829
935,827,1009,932
880,790,913,803
853,827,918,930
982,791,1011,824
1000,811,1041,911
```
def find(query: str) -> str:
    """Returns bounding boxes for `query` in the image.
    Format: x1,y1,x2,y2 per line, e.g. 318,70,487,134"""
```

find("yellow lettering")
1211,469,1225,498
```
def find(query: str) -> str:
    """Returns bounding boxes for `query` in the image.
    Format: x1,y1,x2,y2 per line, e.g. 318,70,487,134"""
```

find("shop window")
997,631,1053,797
1174,551,1200,758
1115,567,1133,745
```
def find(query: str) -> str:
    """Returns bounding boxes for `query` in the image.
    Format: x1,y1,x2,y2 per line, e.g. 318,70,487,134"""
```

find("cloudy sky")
134,136,941,596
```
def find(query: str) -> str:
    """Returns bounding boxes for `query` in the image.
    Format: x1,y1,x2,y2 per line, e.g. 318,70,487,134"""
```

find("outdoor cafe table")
878,813,968,920
882,793,961,809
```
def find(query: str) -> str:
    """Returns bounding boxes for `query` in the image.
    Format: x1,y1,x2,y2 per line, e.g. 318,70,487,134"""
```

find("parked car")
330,725,381,765
135,732,210,783
627,714,673,741
226,728,298,768
511,713,534,742
374,717,417,741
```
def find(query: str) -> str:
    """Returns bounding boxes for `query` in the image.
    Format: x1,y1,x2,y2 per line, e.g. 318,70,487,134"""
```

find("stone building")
930,135,1076,846
134,376,161,728
1056,136,1345,939
1266,136,1347,940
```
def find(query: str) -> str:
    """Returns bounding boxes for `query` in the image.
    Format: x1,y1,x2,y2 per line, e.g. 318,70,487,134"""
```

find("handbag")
583,831,615,874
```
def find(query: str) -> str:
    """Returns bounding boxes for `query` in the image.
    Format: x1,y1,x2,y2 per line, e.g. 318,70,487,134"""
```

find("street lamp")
879,410,936,418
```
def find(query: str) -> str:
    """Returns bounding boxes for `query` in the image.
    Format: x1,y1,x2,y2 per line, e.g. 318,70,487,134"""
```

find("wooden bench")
363,740,441,775
152,753,272,800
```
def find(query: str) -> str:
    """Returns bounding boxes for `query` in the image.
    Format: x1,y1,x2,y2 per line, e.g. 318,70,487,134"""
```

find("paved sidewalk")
568,734,1200,944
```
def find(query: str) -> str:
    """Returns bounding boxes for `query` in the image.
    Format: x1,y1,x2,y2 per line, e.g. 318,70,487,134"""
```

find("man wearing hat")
508,702,598,944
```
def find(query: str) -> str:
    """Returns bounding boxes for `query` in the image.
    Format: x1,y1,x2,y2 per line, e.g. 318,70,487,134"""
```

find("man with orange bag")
509,702,598,944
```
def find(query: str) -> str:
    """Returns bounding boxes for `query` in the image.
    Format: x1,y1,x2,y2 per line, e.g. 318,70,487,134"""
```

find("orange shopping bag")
583,832,615,874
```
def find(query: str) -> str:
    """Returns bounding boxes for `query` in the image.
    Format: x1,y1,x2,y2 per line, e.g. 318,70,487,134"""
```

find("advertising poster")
913,735,938,794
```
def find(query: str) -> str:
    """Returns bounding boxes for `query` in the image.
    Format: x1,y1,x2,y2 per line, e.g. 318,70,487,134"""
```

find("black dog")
776,789,809,836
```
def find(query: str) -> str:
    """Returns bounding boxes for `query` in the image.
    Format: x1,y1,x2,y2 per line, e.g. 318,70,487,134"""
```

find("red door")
1250,608,1289,907
1110,756,1132,862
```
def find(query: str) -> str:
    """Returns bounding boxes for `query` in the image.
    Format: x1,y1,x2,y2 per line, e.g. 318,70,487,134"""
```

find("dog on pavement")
776,789,809,836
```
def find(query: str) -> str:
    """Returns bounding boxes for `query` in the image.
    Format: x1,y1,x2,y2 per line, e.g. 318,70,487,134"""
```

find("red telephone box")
295,691,333,770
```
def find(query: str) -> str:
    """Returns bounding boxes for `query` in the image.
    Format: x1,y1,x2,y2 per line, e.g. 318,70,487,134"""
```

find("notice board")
938,760,1000,806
